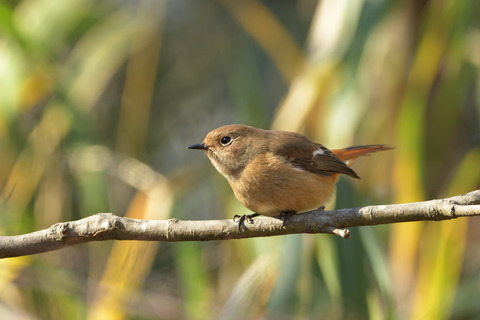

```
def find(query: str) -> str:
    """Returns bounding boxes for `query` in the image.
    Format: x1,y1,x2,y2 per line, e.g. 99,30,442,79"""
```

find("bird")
187,124,392,228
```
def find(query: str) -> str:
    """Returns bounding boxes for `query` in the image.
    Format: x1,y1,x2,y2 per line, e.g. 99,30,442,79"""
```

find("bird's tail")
332,145,393,165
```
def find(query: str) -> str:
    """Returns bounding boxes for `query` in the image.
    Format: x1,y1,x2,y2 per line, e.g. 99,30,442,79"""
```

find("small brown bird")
188,124,392,227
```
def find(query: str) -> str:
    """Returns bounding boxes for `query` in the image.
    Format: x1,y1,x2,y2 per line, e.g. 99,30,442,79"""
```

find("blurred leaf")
445,147,480,196
2,104,72,221
266,235,302,316
88,172,173,320
176,242,211,320
219,0,304,84
218,252,278,320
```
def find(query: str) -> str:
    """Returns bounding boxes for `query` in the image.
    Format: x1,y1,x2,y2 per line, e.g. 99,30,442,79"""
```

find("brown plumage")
188,124,392,218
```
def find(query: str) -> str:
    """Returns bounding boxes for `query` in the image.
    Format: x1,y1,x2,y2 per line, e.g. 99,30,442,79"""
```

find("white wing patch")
313,149,325,157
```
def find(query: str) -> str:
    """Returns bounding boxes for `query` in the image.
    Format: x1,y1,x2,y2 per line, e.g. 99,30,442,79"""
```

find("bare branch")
1,190,479,258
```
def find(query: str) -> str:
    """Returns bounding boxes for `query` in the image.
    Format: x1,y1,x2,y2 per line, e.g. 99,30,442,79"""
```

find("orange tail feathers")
332,145,393,163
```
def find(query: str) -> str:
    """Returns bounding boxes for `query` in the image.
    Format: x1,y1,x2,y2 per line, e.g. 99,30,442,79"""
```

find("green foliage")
0,0,479,319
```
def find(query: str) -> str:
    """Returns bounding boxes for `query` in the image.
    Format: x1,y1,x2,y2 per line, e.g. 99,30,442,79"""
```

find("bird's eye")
220,136,232,146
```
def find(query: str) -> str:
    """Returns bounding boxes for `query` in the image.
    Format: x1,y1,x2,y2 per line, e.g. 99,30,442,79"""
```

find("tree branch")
1,190,480,258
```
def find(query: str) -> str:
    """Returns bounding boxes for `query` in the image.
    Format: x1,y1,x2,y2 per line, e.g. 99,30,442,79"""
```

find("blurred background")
0,0,479,319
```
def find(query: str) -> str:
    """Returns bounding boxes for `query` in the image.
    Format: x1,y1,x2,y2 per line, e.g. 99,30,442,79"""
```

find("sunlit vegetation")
0,0,479,319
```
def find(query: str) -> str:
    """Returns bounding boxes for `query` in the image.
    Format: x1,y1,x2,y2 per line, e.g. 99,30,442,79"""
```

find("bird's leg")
233,213,260,231
279,210,297,227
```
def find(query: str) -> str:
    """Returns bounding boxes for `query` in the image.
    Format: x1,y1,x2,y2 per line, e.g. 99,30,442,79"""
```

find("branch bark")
1,190,480,258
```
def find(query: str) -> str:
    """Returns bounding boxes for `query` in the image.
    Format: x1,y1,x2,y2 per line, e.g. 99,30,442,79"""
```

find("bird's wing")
271,132,360,179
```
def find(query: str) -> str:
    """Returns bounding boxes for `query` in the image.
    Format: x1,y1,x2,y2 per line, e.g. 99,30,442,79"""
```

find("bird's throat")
207,151,244,181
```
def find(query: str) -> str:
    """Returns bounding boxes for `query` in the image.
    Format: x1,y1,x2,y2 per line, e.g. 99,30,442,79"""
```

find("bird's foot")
233,213,260,231
279,210,297,228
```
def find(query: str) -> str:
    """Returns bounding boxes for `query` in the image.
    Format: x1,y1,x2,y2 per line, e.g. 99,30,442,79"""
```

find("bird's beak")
187,142,208,150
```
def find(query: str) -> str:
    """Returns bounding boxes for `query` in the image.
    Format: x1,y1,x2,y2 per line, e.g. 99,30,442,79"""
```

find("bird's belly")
230,163,339,216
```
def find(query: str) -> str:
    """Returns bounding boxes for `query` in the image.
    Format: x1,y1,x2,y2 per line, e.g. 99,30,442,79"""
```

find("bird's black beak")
187,142,208,150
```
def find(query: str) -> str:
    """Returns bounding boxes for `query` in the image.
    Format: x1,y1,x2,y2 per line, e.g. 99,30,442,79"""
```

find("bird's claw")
233,213,260,231
279,210,297,228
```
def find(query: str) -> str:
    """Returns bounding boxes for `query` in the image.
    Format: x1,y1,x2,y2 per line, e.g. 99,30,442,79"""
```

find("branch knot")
49,223,70,242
